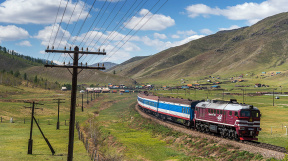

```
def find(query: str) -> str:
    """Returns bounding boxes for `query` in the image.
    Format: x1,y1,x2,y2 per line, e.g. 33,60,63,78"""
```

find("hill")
111,12,288,84
91,62,118,70
106,56,149,74
0,48,134,86
23,66,135,86
0,49,43,72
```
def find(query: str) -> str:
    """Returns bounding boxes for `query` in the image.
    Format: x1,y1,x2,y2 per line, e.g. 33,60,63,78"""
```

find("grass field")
0,85,99,161
0,82,287,160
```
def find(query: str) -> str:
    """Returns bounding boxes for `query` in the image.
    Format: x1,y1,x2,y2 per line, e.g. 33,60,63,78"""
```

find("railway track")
137,106,287,154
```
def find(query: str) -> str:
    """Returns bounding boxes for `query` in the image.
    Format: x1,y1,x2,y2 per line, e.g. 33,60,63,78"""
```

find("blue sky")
0,0,287,64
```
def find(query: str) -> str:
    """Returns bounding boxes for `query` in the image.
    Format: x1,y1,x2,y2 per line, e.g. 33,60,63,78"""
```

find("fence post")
24,118,25,124
1,117,2,123
93,150,97,161
65,120,66,126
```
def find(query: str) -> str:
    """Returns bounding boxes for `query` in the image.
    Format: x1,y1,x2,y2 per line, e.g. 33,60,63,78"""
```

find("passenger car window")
217,110,219,114
220,110,222,114
235,112,238,117
229,111,232,115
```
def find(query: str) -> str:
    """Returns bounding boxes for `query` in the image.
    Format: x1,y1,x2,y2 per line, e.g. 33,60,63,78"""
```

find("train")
137,91,261,141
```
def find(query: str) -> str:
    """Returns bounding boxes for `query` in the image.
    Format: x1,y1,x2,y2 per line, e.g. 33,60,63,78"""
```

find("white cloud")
171,35,180,39
185,0,288,24
186,4,221,18
169,35,205,48
0,25,29,42
219,25,240,31
124,9,175,31
0,0,88,24
139,34,205,51
40,50,46,54
17,40,32,47
200,29,213,35
176,30,197,37
154,33,167,39
34,24,71,48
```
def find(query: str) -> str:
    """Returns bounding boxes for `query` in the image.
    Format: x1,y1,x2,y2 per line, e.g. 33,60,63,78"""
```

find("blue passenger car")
137,92,199,126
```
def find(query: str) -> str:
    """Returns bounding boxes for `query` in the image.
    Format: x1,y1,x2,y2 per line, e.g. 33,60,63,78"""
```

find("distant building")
61,87,67,91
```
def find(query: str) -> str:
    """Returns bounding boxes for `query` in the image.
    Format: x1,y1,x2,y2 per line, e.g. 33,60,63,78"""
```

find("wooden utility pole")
45,46,105,161
53,99,65,130
25,101,54,155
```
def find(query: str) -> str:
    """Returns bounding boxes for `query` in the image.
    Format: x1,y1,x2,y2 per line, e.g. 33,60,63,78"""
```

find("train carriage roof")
196,100,259,111
138,92,199,105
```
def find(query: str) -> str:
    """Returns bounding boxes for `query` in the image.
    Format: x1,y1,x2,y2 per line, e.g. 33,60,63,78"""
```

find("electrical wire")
46,0,63,61
55,0,80,64
86,0,157,65
101,0,168,63
61,0,88,63
70,0,98,46
56,0,80,50
83,0,148,64
78,0,108,47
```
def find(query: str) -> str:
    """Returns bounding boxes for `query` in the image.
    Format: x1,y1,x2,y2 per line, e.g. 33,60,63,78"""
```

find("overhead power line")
101,0,169,63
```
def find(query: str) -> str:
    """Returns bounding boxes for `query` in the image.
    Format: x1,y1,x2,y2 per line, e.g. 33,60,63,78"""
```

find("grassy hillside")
23,66,135,86
0,50,42,72
112,12,288,85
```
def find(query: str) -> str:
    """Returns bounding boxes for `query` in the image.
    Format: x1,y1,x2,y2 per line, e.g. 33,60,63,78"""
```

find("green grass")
95,95,190,160
0,84,101,160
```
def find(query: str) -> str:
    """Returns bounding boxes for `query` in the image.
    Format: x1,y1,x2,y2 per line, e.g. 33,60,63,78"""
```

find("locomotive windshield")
240,110,260,117
251,111,260,117
240,110,250,117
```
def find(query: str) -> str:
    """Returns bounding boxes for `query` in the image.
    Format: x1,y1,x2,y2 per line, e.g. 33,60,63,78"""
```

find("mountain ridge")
110,12,288,82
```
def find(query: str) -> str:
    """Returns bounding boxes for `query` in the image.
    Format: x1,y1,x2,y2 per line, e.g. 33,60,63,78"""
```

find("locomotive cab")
237,107,261,140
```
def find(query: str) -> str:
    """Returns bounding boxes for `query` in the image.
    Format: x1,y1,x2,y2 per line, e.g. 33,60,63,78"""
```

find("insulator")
98,63,99,67
81,47,83,51
64,46,66,50
68,61,70,65
102,63,104,67
86,62,87,66
46,60,48,64
47,46,49,49
98,48,100,52
86,48,88,51
69,46,71,50
103,49,105,52
52,46,54,50
81,62,82,66
63,62,65,65
51,61,53,64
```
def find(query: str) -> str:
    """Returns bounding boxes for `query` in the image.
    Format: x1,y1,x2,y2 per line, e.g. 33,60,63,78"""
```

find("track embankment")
135,105,285,160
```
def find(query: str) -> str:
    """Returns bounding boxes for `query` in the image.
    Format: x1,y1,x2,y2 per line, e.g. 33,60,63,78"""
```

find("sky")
0,0,287,65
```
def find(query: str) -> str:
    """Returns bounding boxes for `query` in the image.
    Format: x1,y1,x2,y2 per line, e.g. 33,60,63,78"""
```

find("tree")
113,70,116,74
3,47,6,53
14,71,20,77
34,75,38,83
23,73,27,80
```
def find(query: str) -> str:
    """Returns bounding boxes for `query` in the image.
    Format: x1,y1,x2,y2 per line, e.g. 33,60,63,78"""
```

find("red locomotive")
195,99,261,141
